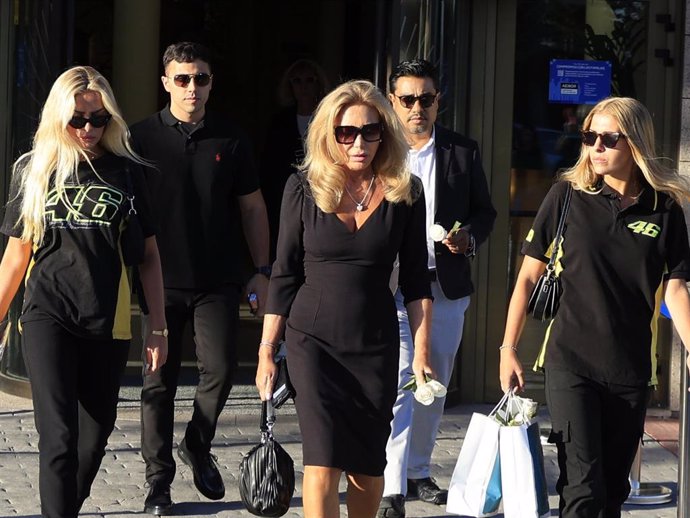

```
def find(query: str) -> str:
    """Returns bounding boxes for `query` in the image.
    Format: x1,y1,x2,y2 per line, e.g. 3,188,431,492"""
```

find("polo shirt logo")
627,220,661,238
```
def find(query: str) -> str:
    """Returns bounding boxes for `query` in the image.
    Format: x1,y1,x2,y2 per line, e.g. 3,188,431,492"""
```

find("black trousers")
140,284,239,483
22,317,129,518
545,368,649,518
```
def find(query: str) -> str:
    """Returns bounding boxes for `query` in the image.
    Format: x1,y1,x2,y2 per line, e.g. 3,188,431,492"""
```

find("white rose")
523,399,539,419
429,224,447,242
426,379,447,398
414,383,436,405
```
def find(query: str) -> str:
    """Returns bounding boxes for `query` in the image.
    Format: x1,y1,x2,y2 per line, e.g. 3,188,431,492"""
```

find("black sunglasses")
334,123,383,144
581,130,625,149
395,93,437,109
169,73,212,88
68,113,112,129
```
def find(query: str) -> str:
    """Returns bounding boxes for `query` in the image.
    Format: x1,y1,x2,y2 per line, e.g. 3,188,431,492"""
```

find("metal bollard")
625,439,673,505
678,348,689,518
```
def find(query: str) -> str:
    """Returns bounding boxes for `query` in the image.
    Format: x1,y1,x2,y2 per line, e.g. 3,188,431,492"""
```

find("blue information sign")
548,60,611,105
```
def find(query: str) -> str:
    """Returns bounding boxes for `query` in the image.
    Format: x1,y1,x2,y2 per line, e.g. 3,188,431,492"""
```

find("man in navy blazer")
378,59,496,518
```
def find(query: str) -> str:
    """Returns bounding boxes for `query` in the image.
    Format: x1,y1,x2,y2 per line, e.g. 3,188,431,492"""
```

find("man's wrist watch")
255,265,272,278
151,328,169,338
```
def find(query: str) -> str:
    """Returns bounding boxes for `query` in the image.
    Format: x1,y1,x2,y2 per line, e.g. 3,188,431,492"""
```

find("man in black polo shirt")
131,41,270,515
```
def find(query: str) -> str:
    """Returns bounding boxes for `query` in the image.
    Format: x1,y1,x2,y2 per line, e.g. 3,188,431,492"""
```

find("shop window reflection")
509,0,649,292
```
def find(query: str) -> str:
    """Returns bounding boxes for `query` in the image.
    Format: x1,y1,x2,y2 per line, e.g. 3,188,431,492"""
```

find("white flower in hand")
402,373,447,405
430,221,463,243
414,383,436,405
429,224,447,242
426,379,447,398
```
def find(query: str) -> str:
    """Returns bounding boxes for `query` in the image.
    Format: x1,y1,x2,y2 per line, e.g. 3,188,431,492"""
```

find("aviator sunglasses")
581,130,626,149
68,113,112,129
395,93,437,109
169,73,213,87
334,123,383,144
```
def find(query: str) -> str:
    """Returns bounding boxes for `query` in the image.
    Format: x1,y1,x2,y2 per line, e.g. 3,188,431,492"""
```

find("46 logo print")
627,220,661,238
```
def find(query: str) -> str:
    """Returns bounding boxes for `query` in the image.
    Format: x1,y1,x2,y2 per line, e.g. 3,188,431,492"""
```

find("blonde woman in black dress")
256,80,434,518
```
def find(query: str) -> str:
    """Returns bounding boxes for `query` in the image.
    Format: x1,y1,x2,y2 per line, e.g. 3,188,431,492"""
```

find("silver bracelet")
259,341,278,350
499,344,518,352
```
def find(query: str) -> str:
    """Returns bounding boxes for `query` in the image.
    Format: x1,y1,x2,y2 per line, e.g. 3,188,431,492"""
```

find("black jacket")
432,125,496,299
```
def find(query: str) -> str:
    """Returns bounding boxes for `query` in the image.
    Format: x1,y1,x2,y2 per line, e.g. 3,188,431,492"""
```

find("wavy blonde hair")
11,65,146,244
299,80,413,212
561,96,690,203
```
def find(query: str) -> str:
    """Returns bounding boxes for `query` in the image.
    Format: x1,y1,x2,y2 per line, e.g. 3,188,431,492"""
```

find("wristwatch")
464,233,476,257
255,265,272,278
151,328,169,338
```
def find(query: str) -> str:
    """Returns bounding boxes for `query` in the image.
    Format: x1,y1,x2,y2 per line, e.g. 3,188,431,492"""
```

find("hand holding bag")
527,184,572,321
239,400,295,517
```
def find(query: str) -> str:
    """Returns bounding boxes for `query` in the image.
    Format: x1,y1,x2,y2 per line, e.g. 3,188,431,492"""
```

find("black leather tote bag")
239,400,295,517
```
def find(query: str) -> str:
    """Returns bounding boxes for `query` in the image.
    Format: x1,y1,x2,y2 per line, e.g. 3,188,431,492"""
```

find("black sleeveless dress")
266,172,431,476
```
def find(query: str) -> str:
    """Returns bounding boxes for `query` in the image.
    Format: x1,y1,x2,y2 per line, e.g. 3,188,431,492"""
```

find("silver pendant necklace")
344,174,376,211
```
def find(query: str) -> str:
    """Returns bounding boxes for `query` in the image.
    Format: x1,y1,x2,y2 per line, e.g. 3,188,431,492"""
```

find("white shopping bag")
446,397,505,517
499,400,550,518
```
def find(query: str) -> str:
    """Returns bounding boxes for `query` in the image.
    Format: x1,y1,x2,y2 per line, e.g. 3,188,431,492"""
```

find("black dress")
266,173,431,476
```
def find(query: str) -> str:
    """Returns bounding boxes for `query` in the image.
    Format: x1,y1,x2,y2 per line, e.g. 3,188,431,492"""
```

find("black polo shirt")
130,107,259,289
524,180,690,386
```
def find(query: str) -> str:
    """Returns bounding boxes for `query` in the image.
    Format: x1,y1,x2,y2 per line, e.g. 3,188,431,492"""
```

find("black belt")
429,269,437,281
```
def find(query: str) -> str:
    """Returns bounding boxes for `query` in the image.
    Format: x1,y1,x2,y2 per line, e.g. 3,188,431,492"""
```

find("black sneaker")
407,477,447,505
377,494,405,518
177,438,225,500
143,479,173,515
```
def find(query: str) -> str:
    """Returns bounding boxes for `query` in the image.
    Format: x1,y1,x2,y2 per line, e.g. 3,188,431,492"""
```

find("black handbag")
239,400,295,517
120,166,146,266
527,184,572,322
272,353,295,409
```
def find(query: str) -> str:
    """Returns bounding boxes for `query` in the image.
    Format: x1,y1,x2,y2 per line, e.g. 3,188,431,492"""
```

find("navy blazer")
432,125,496,299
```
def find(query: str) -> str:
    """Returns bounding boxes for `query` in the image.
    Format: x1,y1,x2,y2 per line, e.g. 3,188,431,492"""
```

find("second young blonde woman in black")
0,66,166,518
500,97,690,518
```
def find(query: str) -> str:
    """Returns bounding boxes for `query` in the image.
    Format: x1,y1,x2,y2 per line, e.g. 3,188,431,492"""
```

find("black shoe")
407,477,447,505
144,480,173,516
177,438,225,500
377,494,406,518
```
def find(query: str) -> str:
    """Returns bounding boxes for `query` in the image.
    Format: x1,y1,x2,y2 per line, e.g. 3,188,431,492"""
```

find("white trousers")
382,282,470,496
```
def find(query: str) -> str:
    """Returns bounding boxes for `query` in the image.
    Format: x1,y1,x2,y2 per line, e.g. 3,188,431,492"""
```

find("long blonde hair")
561,96,690,203
11,65,146,244
299,80,413,212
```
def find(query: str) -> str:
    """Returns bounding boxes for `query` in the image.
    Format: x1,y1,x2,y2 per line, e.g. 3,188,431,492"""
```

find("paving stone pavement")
0,385,681,517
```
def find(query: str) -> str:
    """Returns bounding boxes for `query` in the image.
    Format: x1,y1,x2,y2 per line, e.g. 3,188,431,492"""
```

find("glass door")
388,0,470,131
